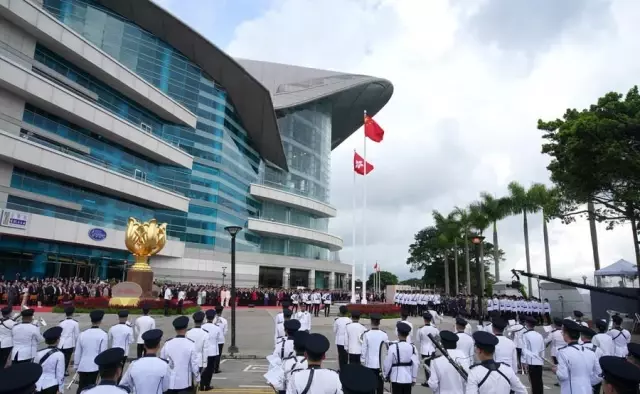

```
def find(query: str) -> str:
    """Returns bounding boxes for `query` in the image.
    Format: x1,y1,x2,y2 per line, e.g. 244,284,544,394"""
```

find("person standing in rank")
333,306,351,370
580,326,604,394
290,293,299,314
286,333,341,394
506,316,527,374
491,318,517,374
465,331,527,394
163,285,173,317
520,316,544,394
427,331,469,393
608,315,631,357
11,309,44,364
360,313,388,394
74,310,108,394
34,327,65,394
294,303,312,333
599,356,640,394
396,311,413,344
134,305,155,359
273,320,300,360
454,317,474,362
80,348,129,394
0,362,43,394
186,311,209,374
58,306,80,376
339,364,378,394
322,291,332,317
0,306,15,367
108,310,133,373
276,309,294,346
593,320,615,356
275,303,291,345
212,305,228,373
160,316,200,394
345,310,367,365
277,331,309,394
416,312,439,387
120,329,171,394
311,290,321,317
200,310,223,390
553,319,598,394
382,322,419,394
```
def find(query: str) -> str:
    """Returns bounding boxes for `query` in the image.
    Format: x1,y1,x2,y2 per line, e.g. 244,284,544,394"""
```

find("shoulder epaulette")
160,358,169,364
165,338,173,342
202,328,209,333
346,322,351,325
81,384,96,392
558,345,568,351
334,317,338,321
187,328,192,331
363,329,370,335
59,319,64,323
185,337,194,342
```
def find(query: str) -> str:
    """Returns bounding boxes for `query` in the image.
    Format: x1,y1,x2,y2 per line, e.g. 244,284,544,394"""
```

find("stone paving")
31,308,564,393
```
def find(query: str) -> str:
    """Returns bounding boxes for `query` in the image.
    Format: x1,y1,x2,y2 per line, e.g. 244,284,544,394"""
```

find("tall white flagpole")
351,149,357,303
362,110,368,304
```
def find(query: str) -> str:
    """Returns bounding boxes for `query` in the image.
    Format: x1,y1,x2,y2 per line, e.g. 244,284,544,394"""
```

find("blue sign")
88,228,107,241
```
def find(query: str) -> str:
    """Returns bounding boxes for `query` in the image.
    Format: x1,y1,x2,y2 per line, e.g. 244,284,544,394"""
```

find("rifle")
427,333,468,380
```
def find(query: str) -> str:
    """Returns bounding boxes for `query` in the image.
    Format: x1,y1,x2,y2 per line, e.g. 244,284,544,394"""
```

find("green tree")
432,210,460,295
469,201,490,292
453,206,473,294
399,278,423,287
507,181,540,294
479,193,511,282
528,184,559,276
366,271,398,290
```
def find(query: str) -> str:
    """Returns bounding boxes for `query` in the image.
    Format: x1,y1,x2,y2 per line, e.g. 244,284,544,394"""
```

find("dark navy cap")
339,305,348,314
21,309,34,317
562,319,581,332
293,331,309,350
440,330,459,344
351,310,361,318
305,333,330,355
0,362,42,394
455,317,467,326
370,313,382,320
192,311,205,322
64,306,75,315
141,329,163,346
628,343,640,359
524,316,537,325
553,317,563,326
396,322,411,334
573,310,584,318
284,319,301,331
89,310,104,322
283,309,293,318
95,348,125,368
340,364,378,394
580,326,596,337
172,316,189,330
595,319,608,330
423,313,432,321
612,315,623,324
205,309,216,319
0,306,11,315
215,305,224,313
473,331,498,349
118,310,129,318
43,327,63,341
600,356,640,387
492,318,507,330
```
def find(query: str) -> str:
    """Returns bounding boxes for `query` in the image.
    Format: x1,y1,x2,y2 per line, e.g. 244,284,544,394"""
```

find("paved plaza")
32,308,563,393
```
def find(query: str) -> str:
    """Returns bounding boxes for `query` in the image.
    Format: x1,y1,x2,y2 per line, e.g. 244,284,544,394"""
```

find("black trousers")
136,344,146,359
61,348,74,374
164,299,170,316
421,355,432,384
516,348,522,371
348,353,361,364
313,304,320,316
166,388,194,394
214,344,223,372
0,346,12,367
37,385,58,394
337,345,348,369
201,356,216,389
528,365,543,394
77,371,99,394
391,383,412,394
593,383,602,394
368,367,384,394
323,304,331,317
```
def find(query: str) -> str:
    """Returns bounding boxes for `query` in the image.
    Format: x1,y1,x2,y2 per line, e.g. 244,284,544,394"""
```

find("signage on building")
88,228,107,241
0,209,28,230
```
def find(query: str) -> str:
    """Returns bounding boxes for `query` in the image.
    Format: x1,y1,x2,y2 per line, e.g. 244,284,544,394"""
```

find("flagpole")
362,110,368,305
351,149,357,304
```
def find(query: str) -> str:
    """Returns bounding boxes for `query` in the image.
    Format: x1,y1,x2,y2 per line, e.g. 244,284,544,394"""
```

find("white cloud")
167,0,640,286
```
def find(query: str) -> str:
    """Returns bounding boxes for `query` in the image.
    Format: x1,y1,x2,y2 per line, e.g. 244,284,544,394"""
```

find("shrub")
346,303,401,319
52,305,200,316
56,296,197,314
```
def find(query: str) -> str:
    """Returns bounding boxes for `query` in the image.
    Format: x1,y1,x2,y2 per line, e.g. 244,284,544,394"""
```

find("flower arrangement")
53,296,198,315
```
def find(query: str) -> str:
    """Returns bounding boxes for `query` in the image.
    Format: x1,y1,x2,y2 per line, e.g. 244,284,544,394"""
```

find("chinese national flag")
364,115,385,142
373,263,378,270
354,151,374,175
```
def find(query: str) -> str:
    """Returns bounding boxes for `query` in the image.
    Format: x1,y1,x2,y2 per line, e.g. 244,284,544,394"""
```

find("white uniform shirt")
506,324,526,349
456,332,475,362
34,346,65,392
556,343,599,394
74,327,108,372
214,316,228,344
427,349,469,394
134,316,155,345
273,337,295,360
11,322,44,361
311,293,321,304
521,329,545,367
201,322,222,357
465,360,527,394
120,355,171,394
345,321,367,355
274,322,286,346
58,318,80,349
360,329,389,368
0,317,15,348
416,324,439,356
592,332,615,356
544,328,566,357
608,327,631,357
333,316,350,347
160,336,200,390
294,311,311,331
322,293,331,305
494,335,518,373
382,341,419,384
109,323,134,357
582,342,603,386
395,320,413,344
164,288,172,300
279,355,308,392
186,327,210,367
80,381,129,394
286,367,341,394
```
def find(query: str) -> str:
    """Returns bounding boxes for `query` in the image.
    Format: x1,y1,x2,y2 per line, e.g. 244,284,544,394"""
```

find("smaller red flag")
364,115,384,142
353,151,374,175
373,263,378,270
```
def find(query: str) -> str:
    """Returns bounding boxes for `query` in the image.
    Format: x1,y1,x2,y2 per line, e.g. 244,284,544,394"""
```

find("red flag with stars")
364,115,385,142
354,151,374,175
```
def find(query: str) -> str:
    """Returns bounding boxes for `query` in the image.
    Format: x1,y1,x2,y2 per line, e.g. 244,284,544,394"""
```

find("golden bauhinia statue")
125,217,167,272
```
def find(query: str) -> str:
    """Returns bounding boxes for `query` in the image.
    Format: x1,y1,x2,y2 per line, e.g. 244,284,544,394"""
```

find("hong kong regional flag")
354,151,374,175
364,115,385,142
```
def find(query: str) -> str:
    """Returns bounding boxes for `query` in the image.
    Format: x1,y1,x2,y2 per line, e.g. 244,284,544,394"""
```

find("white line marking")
238,385,270,388
210,377,227,380
220,359,228,364
242,365,252,372
543,386,550,389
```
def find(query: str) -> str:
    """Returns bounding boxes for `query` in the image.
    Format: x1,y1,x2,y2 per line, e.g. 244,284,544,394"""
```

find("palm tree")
507,181,540,294
469,201,490,294
433,210,459,295
479,192,511,282
453,206,472,293
528,184,557,277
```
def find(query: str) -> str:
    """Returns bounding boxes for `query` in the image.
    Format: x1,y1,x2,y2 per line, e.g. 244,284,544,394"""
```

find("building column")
30,253,47,278
308,269,316,289
329,272,335,290
283,267,290,289
99,259,109,280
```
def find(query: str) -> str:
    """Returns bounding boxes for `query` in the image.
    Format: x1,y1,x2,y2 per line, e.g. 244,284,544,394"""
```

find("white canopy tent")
594,259,638,287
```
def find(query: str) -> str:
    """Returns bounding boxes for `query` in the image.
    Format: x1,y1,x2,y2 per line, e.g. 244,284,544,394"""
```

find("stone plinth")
127,269,154,297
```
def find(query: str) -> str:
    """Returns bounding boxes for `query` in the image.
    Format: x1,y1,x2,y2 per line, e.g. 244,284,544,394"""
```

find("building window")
290,269,309,288
258,266,283,288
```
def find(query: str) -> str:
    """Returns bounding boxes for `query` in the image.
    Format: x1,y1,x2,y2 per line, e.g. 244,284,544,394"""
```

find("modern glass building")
0,0,393,288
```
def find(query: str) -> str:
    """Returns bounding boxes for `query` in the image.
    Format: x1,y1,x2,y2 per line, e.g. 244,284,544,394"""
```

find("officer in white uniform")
34,326,65,394
0,362,43,394
454,317,474,362
416,312,439,387
108,310,133,371
0,305,15,367
200,309,223,390
396,311,413,344
120,329,171,394
160,316,200,393
294,304,312,332
465,331,527,394
506,316,526,373
580,326,604,393
286,333,341,394
553,319,598,394
212,305,228,373
311,291,322,317
491,318,517,373
427,330,469,394
520,316,544,394
273,319,300,360
321,292,332,317
74,310,108,393
186,311,209,374
333,305,350,369
360,313,388,394
58,306,80,376
80,348,129,394
276,331,309,394
275,310,293,346
382,322,419,393
608,315,631,357
274,303,290,344
593,320,614,356
544,318,566,365
599,356,640,394
339,364,377,394
11,308,43,364
344,310,367,364
134,305,155,359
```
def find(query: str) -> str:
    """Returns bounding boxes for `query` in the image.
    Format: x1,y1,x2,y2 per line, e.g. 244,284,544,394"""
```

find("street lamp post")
224,225,243,355
470,235,485,326
222,266,227,286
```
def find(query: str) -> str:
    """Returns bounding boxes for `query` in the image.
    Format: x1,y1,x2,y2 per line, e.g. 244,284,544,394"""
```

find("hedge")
53,296,199,316
52,305,200,315
346,303,401,319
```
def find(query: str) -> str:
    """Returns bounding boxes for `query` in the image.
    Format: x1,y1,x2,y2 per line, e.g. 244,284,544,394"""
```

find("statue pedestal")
127,269,154,297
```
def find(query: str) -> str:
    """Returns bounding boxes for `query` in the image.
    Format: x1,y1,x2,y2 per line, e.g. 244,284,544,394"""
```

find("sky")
155,0,640,284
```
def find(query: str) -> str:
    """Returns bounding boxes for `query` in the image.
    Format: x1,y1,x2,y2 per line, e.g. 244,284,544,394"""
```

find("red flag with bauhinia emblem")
373,262,378,271
364,114,385,142
354,151,374,175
